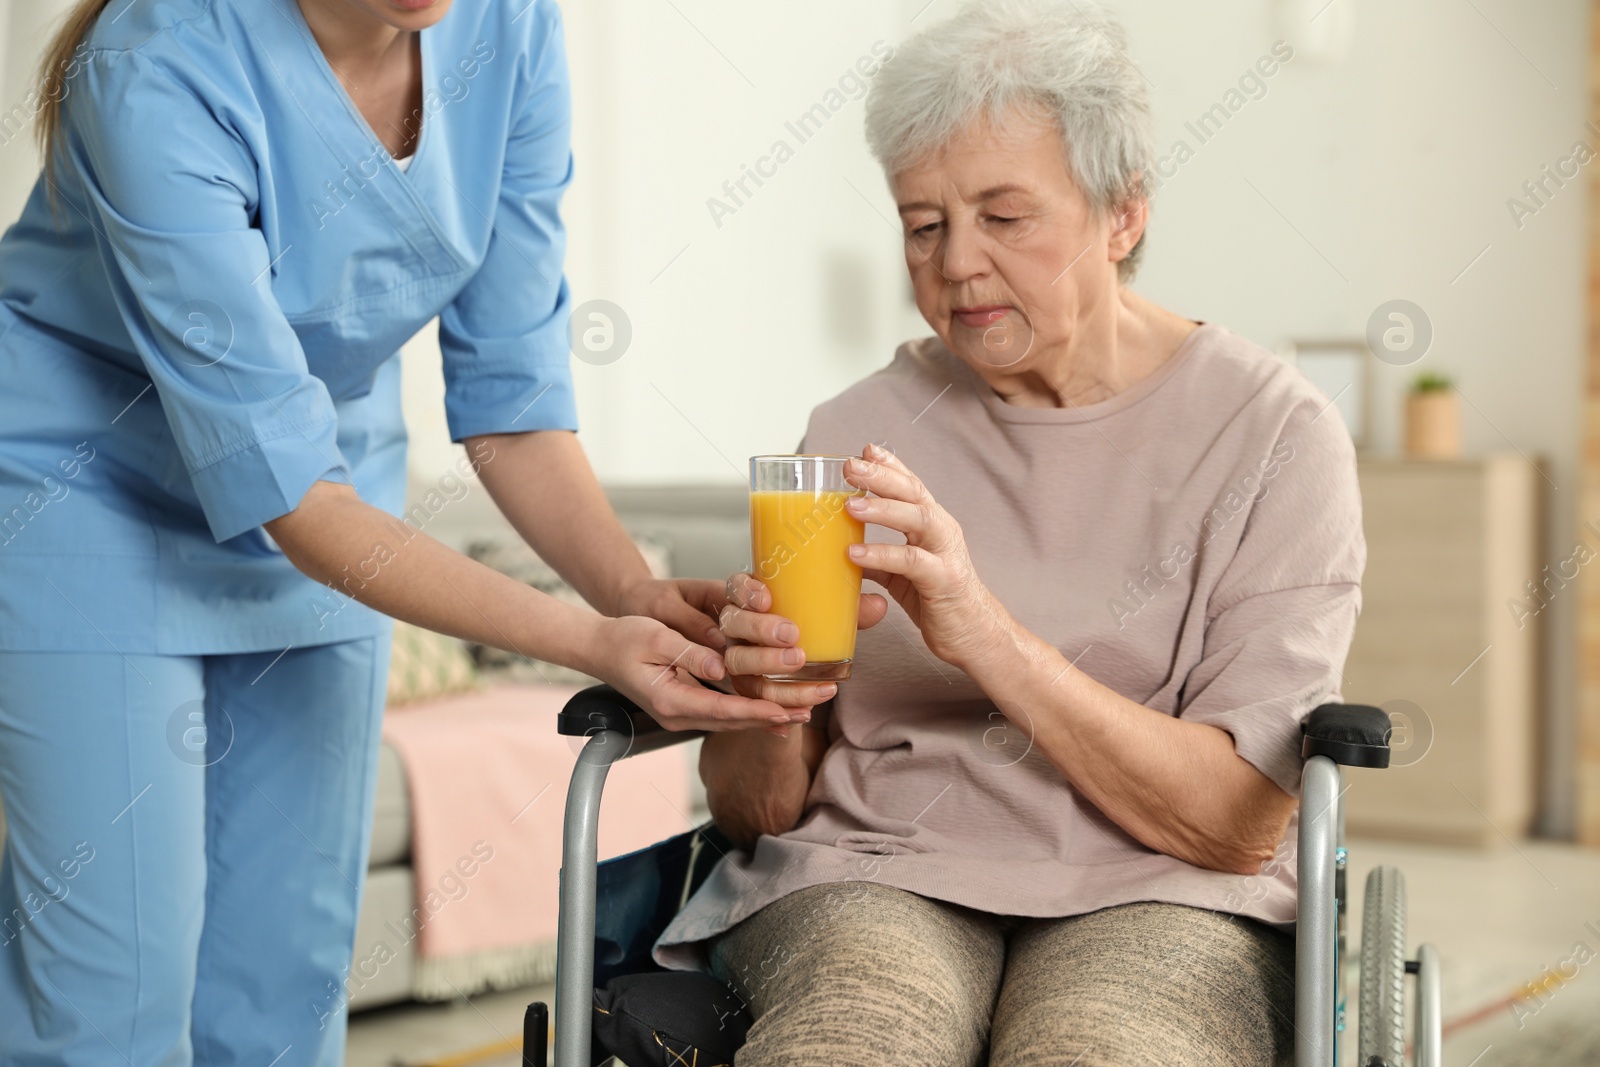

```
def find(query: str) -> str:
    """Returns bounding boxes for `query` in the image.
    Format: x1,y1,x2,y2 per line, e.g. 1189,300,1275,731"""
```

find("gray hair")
864,0,1154,280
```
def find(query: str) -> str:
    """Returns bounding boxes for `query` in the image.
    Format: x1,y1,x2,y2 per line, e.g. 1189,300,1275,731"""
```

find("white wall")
549,0,926,485
0,1,73,221
0,0,1589,834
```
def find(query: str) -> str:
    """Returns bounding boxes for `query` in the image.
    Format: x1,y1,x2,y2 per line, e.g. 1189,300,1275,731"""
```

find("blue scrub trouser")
0,633,392,1066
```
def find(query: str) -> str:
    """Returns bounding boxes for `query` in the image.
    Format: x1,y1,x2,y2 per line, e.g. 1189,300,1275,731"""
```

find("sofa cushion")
347,865,418,1012
607,485,750,582
387,620,481,707
463,535,671,687
369,743,411,868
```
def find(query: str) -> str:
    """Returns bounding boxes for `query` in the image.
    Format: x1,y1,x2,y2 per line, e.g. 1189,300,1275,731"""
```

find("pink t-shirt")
657,322,1365,969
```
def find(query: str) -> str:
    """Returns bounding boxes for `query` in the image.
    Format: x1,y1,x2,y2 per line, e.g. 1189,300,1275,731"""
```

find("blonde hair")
34,0,113,192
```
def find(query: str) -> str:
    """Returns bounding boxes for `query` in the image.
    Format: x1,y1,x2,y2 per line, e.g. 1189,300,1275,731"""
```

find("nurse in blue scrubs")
0,0,799,1062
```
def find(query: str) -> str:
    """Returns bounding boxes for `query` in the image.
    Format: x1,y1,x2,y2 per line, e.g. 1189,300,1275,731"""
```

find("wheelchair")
522,687,1443,1067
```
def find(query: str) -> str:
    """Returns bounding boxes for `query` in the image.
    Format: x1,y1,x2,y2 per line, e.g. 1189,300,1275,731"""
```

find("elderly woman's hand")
719,572,888,723
842,443,1013,667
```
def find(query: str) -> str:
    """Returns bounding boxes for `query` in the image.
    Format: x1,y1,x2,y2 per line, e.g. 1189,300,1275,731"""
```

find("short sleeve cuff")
1177,585,1360,798
1186,690,1328,797
188,419,352,543
442,357,579,441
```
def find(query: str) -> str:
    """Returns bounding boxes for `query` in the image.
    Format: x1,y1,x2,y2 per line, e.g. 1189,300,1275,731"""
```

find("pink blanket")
381,682,694,966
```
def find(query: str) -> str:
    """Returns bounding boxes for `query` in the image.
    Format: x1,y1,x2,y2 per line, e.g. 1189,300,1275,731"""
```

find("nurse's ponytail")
34,0,114,196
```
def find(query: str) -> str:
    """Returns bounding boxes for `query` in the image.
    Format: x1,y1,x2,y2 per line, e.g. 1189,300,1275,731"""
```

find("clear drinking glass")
749,455,866,681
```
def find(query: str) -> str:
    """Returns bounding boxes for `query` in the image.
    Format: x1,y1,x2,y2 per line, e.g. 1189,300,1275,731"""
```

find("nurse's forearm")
467,430,653,616
265,480,605,670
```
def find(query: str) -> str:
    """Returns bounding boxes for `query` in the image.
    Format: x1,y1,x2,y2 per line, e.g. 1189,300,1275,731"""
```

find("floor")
346,982,554,1067
346,835,1600,1067
1344,837,1600,1067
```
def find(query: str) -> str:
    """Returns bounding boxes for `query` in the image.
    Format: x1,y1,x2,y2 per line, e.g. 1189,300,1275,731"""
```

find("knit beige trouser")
708,881,1296,1067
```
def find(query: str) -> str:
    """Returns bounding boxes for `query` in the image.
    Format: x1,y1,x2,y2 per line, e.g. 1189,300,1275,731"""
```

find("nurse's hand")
616,578,728,651
588,614,794,732
717,572,889,712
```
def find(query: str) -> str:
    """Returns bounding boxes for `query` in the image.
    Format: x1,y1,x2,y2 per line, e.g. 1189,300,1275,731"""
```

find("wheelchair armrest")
1300,703,1391,768
557,684,704,759
558,684,662,737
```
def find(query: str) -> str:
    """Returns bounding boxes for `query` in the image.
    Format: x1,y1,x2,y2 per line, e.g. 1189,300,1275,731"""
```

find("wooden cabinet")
1340,455,1543,846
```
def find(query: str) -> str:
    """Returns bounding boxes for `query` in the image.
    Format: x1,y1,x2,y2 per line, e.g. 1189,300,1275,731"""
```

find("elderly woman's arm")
961,632,1295,875
839,445,1298,877
700,714,831,850
703,578,887,849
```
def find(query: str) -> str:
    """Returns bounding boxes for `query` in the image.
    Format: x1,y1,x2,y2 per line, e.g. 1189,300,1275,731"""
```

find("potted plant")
1404,372,1461,459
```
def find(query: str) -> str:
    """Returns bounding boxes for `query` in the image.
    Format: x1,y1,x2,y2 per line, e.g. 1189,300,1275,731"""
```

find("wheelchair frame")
525,687,1443,1067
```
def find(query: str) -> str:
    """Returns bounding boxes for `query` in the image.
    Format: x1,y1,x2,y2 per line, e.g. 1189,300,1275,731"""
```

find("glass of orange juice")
749,455,866,680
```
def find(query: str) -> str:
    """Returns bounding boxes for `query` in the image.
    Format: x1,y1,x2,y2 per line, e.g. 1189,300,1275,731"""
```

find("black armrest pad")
1301,703,1391,768
558,685,663,738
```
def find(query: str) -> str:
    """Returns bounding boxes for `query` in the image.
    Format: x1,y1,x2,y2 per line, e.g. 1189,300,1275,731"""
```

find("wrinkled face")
892,109,1142,382
332,0,454,31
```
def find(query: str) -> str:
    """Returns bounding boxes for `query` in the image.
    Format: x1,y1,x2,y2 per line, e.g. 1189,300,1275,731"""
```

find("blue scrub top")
0,0,580,654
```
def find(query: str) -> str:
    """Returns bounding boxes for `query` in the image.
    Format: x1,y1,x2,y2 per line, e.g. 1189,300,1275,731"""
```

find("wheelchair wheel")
1359,866,1407,1066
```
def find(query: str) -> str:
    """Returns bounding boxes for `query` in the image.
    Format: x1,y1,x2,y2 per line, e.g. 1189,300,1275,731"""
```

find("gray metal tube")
1414,942,1442,1067
553,730,624,1067
1296,755,1339,1067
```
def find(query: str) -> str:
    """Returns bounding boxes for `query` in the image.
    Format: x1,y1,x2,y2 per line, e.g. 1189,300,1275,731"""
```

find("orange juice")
750,489,865,669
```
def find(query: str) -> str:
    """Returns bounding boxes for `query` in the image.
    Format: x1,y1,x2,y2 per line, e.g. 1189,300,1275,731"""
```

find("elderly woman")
656,3,1361,1064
